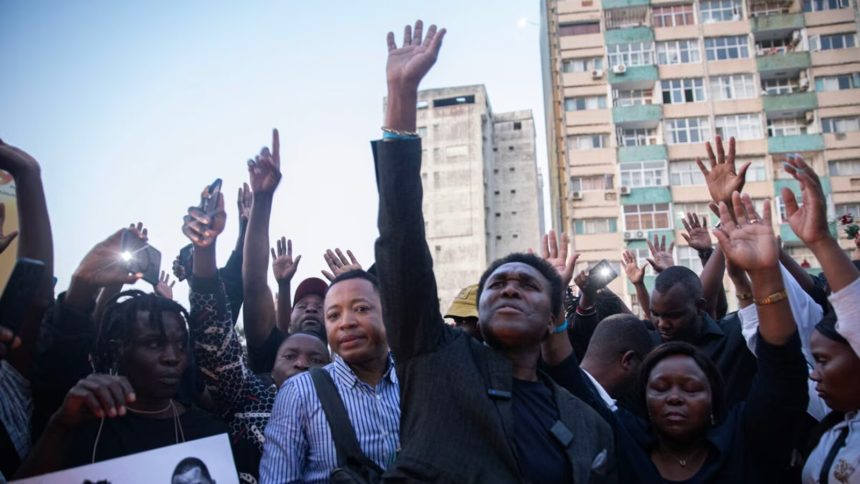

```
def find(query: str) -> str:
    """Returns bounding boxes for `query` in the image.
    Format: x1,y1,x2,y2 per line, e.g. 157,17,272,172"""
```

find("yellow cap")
445,284,479,319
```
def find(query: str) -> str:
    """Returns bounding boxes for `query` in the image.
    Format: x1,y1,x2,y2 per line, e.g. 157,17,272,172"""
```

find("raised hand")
696,136,750,205
538,230,578,288
713,192,779,273
247,129,281,195
321,248,362,282
153,270,175,300
72,229,143,288
272,236,301,283
55,374,136,427
0,203,18,254
681,212,712,251
646,234,675,273
237,182,253,224
386,20,447,90
182,187,226,249
782,154,829,247
0,139,40,176
622,250,645,285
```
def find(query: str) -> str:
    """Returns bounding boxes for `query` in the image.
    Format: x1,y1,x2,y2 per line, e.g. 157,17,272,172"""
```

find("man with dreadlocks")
181,168,330,484
16,231,230,478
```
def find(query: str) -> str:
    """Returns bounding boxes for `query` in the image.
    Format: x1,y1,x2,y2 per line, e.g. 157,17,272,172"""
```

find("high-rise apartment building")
410,85,544,309
540,0,860,312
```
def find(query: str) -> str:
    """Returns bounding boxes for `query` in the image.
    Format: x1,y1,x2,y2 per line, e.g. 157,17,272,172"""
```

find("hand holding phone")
182,181,226,249
582,259,618,294
120,229,162,286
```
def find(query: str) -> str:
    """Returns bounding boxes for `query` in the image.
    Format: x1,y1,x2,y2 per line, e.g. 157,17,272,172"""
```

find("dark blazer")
372,138,616,483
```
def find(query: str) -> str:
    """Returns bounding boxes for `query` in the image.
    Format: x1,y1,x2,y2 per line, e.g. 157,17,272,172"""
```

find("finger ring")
750,219,761,224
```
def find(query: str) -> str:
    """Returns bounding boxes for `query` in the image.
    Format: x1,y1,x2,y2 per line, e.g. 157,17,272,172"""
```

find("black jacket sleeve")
218,249,244,326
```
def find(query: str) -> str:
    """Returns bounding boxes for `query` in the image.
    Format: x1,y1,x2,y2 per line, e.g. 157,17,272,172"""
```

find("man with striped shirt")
260,270,399,483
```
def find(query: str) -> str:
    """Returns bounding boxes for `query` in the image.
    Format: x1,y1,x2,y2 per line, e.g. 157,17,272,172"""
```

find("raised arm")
272,236,300,333
783,155,860,355
622,250,650,319
374,20,447,360
696,136,749,215
0,140,54,378
242,131,282,350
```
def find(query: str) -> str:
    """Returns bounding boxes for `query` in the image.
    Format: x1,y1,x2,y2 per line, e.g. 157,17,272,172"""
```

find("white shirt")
582,369,617,412
738,263,830,420
803,411,860,484
832,276,860,359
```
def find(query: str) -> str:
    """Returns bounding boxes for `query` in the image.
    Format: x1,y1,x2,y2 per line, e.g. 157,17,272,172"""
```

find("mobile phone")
176,244,194,281
0,258,46,335
120,229,162,286
584,259,618,293
200,178,222,215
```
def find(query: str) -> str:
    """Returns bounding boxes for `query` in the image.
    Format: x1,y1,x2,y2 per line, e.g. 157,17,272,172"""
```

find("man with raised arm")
373,20,615,483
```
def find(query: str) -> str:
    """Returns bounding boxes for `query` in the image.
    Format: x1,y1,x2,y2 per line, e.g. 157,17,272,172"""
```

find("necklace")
126,399,172,415
661,446,706,467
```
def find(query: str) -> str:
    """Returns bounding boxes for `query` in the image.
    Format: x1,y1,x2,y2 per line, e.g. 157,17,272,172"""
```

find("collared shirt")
832,276,860,359
582,369,617,412
803,411,860,484
259,354,400,484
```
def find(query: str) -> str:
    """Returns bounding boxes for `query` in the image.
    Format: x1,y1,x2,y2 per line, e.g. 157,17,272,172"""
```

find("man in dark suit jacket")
373,20,615,483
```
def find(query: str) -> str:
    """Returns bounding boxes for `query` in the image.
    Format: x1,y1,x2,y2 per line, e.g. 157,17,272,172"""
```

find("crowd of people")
1,19,859,484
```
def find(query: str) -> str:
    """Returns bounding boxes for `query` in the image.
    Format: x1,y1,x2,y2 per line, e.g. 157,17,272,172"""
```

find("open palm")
783,155,829,246
714,192,778,272
386,21,446,89
696,136,750,205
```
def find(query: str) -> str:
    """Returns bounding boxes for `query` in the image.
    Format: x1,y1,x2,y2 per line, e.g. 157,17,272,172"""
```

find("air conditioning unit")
612,64,627,75
799,77,810,91
805,111,815,124
791,31,802,44
592,69,604,79
620,186,632,195
623,230,647,240
571,190,584,200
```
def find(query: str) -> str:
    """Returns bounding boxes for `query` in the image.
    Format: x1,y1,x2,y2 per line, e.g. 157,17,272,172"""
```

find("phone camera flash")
120,252,133,262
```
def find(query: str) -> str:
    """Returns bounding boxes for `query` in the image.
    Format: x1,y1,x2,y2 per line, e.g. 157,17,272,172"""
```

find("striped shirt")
259,354,400,484
0,360,31,461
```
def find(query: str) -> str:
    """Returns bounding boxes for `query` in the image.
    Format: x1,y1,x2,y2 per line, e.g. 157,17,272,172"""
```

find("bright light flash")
121,251,133,262
599,267,612,277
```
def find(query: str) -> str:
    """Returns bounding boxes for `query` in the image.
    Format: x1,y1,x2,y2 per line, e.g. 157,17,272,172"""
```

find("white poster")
12,434,238,484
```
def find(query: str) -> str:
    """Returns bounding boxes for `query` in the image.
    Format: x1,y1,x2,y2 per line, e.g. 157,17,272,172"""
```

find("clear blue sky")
0,0,548,303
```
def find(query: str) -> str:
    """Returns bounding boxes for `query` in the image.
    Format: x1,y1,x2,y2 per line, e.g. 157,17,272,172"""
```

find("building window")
657,40,701,65
776,195,802,222
620,160,668,188
744,159,768,182
811,33,858,51
513,121,522,130
670,160,706,185
709,74,757,100
750,0,791,15
570,174,614,192
763,77,799,95
614,89,653,107
822,116,860,133
618,128,659,147
559,22,601,36
564,96,607,111
829,159,860,176
417,126,428,138
653,4,695,27
816,73,860,91
756,37,792,55
665,117,711,144
705,36,750,60
803,0,850,11
574,218,618,234
607,42,655,67
676,246,705,273
661,78,706,104
624,203,673,230
767,117,808,136
715,114,763,140
675,202,714,225
568,134,610,150
836,202,860,218
700,0,742,22
562,56,604,73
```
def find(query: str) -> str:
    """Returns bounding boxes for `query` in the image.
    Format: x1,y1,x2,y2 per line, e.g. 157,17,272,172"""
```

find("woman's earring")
710,413,716,426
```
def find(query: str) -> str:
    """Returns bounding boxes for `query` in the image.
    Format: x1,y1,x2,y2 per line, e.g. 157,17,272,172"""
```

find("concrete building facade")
412,85,544,310
540,0,860,313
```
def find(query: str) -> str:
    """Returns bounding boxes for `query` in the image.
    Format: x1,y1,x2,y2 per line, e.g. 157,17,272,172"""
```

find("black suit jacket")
372,138,616,483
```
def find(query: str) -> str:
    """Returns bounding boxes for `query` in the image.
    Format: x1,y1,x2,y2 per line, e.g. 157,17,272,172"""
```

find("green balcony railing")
620,186,672,205
603,0,650,8
605,27,654,45
608,64,659,85
767,134,824,153
613,104,662,125
618,144,667,163
757,51,811,73
763,91,817,114
751,13,804,33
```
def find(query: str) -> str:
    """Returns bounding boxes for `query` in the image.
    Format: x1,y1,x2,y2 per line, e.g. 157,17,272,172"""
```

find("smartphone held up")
120,229,161,286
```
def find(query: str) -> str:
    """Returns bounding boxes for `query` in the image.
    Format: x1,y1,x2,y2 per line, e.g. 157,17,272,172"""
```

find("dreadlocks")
91,289,192,374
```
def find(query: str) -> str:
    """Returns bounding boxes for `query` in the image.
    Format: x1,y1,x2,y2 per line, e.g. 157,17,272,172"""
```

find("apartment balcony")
757,51,811,78
604,26,654,45
767,133,824,153
619,186,672,205
612,104,662,128
751,13,804,39
617,144,667,163
602,0,648,8
608,65,659,89
780,222,838,245
762,91,818,116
